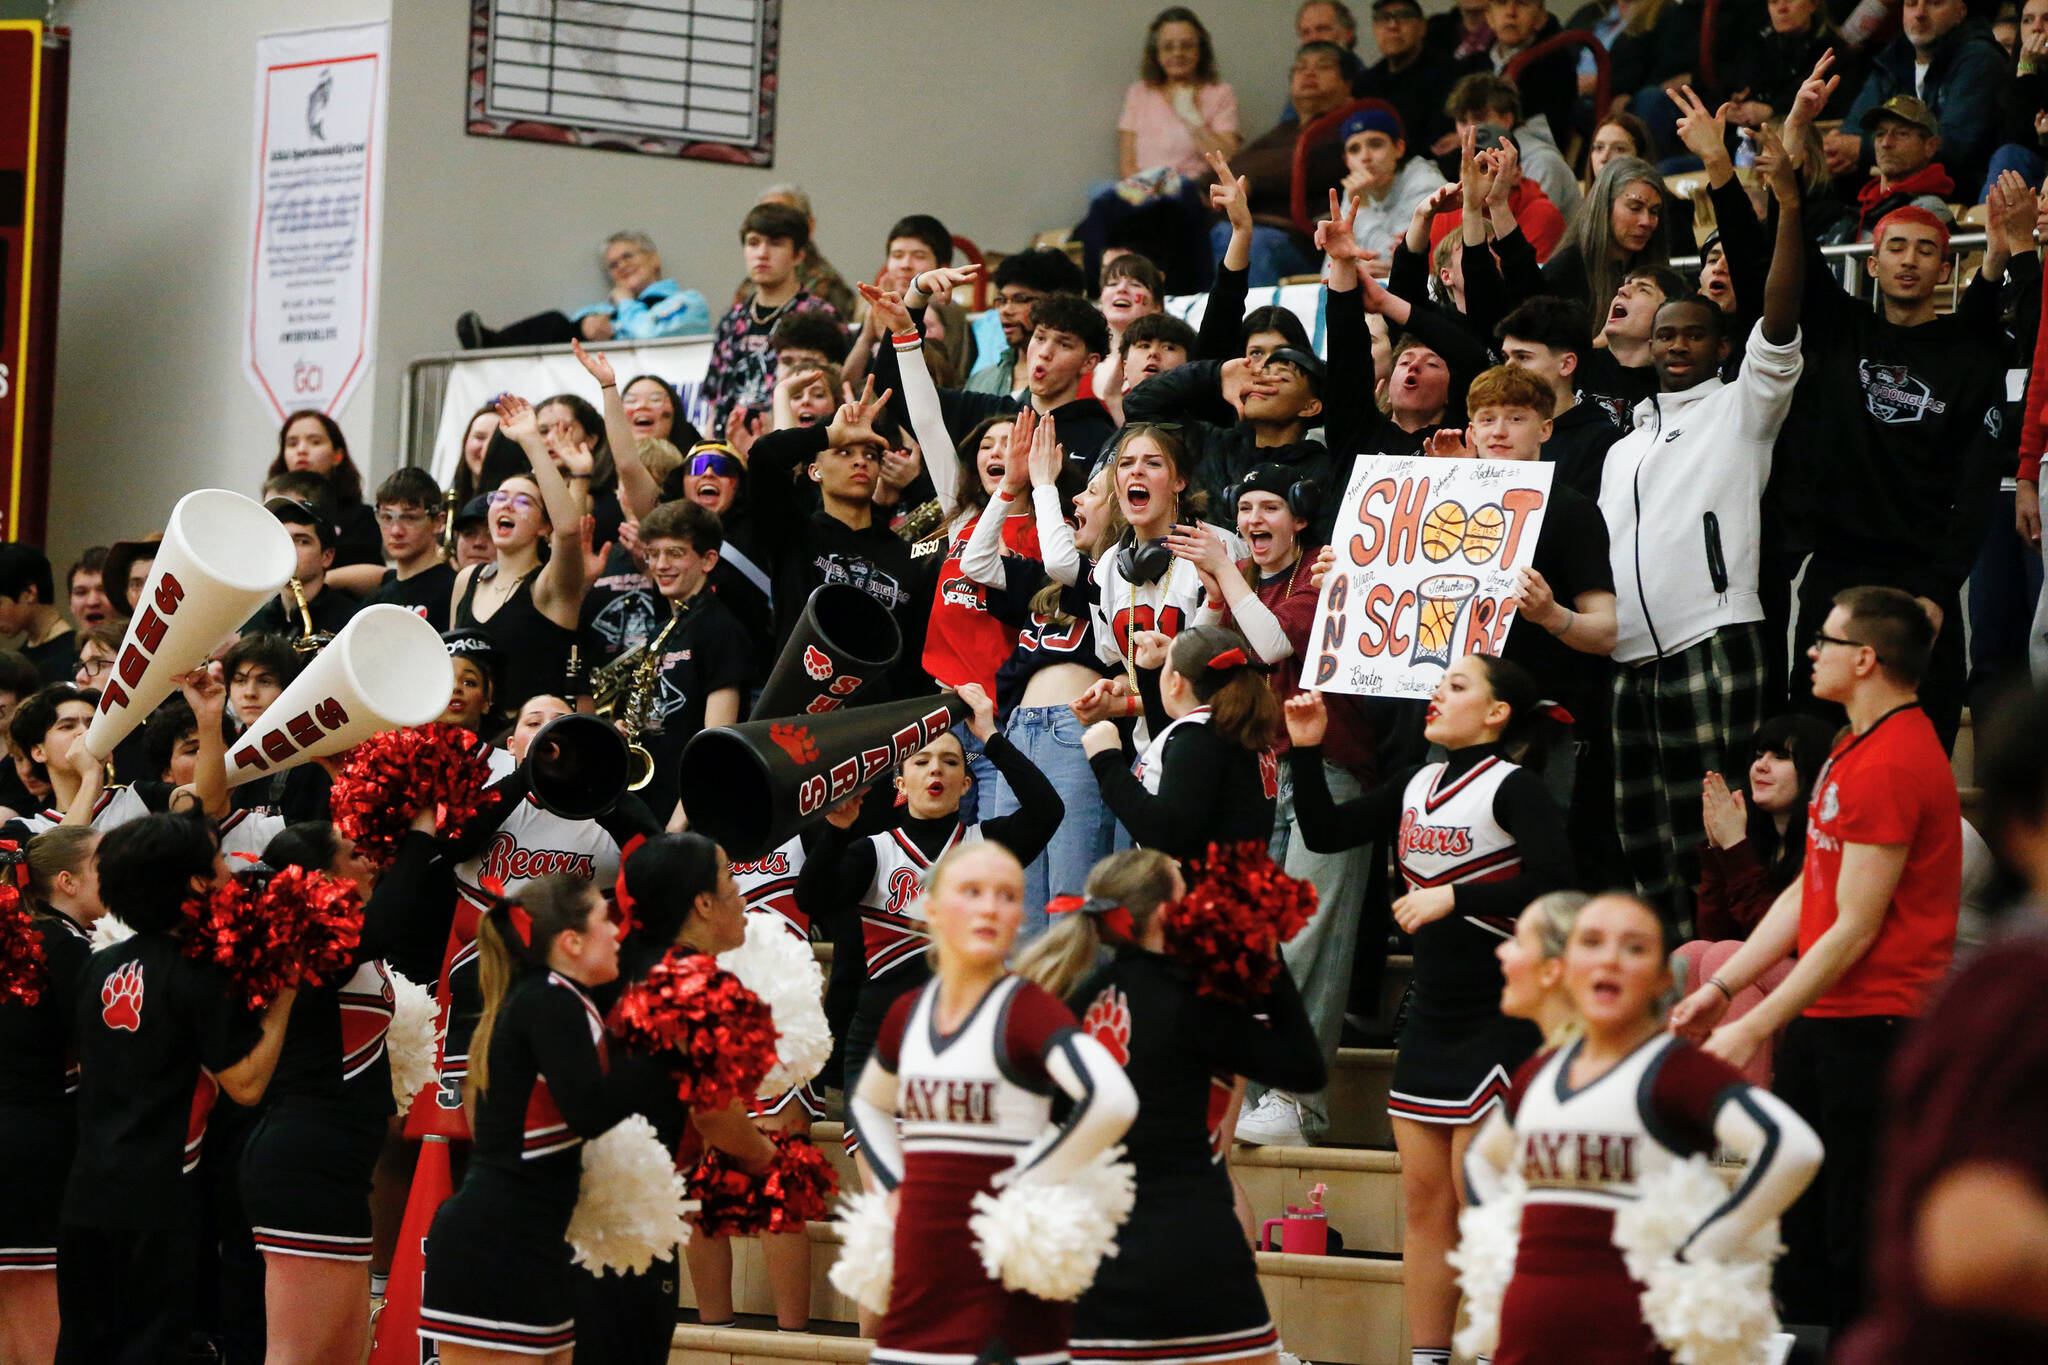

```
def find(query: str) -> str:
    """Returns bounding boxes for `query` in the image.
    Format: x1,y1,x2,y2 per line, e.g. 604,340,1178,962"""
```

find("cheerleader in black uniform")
795,683,1062,1172
1283,654,1569,1365
849,840,1137,1365
244,813,438,1365
1015,848,1326,1365
1464,894,1820,1365
0,829,101,1365
419,873,624,1363
1080,625,1279,863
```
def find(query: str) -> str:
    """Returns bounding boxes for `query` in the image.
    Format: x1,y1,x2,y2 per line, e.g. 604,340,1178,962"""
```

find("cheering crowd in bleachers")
8,2,2048,1364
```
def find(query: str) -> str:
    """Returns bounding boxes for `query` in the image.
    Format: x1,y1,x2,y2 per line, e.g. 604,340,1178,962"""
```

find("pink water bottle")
1259,1181,1329,1254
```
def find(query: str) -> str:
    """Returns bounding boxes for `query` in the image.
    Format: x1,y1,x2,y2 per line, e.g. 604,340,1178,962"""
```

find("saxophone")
287,578,335,656
591,600,686,791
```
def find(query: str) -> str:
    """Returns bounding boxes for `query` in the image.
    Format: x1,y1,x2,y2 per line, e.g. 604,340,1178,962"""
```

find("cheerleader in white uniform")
1284,655,1570,1365
849,841,1136,1365
1464,893,1821,1365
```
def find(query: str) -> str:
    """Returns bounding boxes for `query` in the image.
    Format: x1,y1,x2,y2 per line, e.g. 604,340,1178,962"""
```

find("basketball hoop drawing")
1412,574,1478,668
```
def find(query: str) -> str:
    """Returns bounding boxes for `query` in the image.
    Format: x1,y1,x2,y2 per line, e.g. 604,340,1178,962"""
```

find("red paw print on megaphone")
768,723,819,765
801,645,833,682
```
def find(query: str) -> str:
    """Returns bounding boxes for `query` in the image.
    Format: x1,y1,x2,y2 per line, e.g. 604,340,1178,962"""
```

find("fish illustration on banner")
1308,455,1554,700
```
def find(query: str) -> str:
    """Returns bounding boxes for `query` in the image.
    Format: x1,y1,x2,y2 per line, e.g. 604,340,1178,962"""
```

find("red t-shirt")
1798,705,1960,1018
920,510,1040,694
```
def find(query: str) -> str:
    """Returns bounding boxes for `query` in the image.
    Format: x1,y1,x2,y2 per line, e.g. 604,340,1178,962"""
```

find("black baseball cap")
264,497,336,549
1262,346,1328,396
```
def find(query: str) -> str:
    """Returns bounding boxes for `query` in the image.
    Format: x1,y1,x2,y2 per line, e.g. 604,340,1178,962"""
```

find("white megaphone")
85,489,297,761
225,604,456,786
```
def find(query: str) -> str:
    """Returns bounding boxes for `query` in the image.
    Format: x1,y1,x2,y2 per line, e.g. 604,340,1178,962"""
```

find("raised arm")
574,340,660,520
1199,151,1255,360
864,283,959,514
1754,123,1803,346
496,394,590,623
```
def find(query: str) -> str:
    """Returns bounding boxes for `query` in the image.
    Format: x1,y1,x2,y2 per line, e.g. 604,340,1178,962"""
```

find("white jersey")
14,784,154,836
338,960,395,1082
893,975,1058,1160
858,825,984,978
1398,756,1523,937
1091,541,1231,747
1130,706,1210,794
453,795,620,917
731,836,807,939
218,808,286,862
1511,1034,1701,1213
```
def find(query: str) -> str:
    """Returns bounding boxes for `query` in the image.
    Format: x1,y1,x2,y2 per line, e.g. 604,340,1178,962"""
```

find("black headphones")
1227,475,1322,524
1115,535,1175,585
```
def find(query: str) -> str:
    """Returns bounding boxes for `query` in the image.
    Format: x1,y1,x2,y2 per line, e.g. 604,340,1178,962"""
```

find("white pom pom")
1275,1352,1306,1365
827,1187,897,1314
968,1148,1137,1302
1614,1155,1785,1365
385,968,441,1110
1449,1175,1526,1359
567,1115,693,1275
718,914,830,1096
89,914,134,951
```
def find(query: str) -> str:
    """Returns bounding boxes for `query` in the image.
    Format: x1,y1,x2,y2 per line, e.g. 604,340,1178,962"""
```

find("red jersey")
1798,704,1960,1018
920,511,1039,694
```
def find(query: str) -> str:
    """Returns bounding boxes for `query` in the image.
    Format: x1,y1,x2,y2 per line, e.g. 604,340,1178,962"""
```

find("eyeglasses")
1810,629,1882,662
994,290,1045,309
375,510,432,528
78,655,112,680
487,490,539,513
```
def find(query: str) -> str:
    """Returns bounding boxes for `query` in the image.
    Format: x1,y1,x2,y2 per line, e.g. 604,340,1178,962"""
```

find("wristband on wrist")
600,383,616,391
1123,694,1139,717
1708,976,1734,1001
994,488,1017,503
890,329,921,349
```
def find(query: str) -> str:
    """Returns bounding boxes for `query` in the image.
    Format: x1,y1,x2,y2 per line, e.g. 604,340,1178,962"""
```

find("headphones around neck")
1115,534,1176,585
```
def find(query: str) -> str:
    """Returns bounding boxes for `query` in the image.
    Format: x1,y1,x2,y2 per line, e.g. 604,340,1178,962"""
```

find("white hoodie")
1599,323,1804,664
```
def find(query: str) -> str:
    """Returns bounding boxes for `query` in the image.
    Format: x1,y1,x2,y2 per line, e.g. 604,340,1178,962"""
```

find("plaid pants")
1611,623,1768,917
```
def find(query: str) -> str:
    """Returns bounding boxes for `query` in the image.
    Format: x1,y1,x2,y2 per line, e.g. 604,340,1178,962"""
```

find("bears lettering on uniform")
480,832,598,885
731,850,791,877
885,866,919,915
901,1076,997,1124
1398,809,1473,858
1519,1130,1640,1186
101,960,144,1031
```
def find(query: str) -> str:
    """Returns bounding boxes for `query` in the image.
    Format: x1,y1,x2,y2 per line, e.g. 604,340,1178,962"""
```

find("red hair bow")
1207,647,1250,671
507,903,534,949
1047,893,1136,942
0,840,28,890
611,834,646,940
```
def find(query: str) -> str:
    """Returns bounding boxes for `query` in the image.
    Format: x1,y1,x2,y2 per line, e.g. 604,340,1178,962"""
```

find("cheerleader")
1496,891,1591,1047
1282,655,1569,1365
1081,625,1280,862
1463,893,1822,1365
0,830,101,1365
795,683,1063,1161
1015,849,1326,1365
55,814,297,1365
438,630,497,732
419,873,625,1362
849,840,1137,1365
241,814,437,1365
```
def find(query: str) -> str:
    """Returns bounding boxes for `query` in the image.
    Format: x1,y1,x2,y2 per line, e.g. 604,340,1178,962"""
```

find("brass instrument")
439,486,461,558
287,578,334,656
590,601,687,791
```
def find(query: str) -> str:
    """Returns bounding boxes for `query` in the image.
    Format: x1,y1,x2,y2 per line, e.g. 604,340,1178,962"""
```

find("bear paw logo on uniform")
101,960,145,1032
768,723,819,764
1082,986,1133,1066
802,644,833,682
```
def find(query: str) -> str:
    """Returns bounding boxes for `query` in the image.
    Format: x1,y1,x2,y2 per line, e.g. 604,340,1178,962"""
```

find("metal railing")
1673,231,1990,309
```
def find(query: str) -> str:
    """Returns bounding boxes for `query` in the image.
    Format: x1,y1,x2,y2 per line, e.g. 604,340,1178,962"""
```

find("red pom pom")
1162,841,1318,1002
687,1131,838,1236
606,949,777,1109
333,724,493,864
181,865,365,1010
0,885,47,1008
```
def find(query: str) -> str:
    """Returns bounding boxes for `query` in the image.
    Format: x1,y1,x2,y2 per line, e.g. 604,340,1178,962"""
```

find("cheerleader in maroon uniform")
1015,849,1324,1365
1283,655,1570,1365
1463,894,1821,1365
850,842,1137,1365
419,874,625,1362
0,830,102,1365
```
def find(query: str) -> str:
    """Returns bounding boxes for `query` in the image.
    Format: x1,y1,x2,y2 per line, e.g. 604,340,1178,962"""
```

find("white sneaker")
1235,1090,1307,1146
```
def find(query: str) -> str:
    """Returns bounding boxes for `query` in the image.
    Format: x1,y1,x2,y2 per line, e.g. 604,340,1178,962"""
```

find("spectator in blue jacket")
1827,0,2010,194
454,230,711,349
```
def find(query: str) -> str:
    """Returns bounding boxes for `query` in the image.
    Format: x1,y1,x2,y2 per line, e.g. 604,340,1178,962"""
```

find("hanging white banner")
242,21,388,423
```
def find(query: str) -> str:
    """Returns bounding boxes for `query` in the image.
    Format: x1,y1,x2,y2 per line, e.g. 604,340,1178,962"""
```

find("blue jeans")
982,706,1117,945
1208,220,1320,288
1981,143,2048,201
952,721,994,826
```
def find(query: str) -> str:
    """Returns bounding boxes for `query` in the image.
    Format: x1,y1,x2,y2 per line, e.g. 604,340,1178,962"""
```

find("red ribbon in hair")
0,840,28,890
507,903,534,949
1047,893,1136,942
611,834,646,939
1207,647,1250,671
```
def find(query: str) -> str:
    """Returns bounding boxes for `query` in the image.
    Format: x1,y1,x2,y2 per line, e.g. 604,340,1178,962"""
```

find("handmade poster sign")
1307,455,1553,700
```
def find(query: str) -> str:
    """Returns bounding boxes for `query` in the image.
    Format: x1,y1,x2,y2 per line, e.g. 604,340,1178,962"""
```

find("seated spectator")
99,537,157,616
447,402,501,510
1452,0,1578,153
964,248,1089,395
1832,0,2009,194
1582,111,1656,188
848,214,975,388
0,545,76,685
71,622,121,693
455,230,710,348
358,467,457,631
1822,95,1959,242
700,202,844,430
269,409,380,569
738,184,860,321
243,495,362,645
1718,0,1859,136
64,548,113,635
1298,0,1366,76
1357,0,1459,157
617,373,703,454
1076,8,1241,288
1092,252,1167,399
1982,0,2048,195
1209,41,1354,285
1544,155,1670,320
1606,0,1709,155
1341,102,1449,262
1445,73,1582,219
1496,294,1625,495
1427,0,1495,63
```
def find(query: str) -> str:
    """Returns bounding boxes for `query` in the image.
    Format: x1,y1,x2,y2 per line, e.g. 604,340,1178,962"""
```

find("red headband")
1047,893,1137,942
